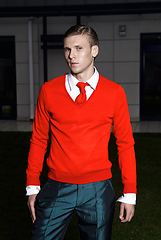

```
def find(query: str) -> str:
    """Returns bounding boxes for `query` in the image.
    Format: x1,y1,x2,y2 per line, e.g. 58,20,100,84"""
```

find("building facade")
0,1,161,121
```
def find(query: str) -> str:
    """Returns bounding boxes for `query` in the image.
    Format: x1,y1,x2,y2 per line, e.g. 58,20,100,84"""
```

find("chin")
71,68,80,74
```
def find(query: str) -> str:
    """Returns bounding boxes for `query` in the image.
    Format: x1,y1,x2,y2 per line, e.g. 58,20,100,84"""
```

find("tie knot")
76,82,88,93
75,82,88,105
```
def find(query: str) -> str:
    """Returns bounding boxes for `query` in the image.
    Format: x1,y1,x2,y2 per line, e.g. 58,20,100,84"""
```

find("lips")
71,62,78,66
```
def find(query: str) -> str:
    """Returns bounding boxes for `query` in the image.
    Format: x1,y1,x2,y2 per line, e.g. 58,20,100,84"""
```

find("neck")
72,67,95,82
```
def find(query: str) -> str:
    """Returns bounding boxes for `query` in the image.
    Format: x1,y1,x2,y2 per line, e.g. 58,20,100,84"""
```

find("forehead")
64,34,91,47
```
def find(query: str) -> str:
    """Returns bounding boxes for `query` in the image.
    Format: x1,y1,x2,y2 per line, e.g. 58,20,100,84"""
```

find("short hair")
64,25,99,47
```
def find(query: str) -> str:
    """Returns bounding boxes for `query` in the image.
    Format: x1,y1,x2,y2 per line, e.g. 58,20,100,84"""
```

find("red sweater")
26,74,137,194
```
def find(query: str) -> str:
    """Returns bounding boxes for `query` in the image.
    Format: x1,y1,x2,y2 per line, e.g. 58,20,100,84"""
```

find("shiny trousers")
30,178,115,240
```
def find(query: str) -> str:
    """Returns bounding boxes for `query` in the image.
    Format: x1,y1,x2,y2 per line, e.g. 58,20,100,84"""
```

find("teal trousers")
30,178,115,240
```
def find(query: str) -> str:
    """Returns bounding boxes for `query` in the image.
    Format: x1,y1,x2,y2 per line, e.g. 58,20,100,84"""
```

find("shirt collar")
66,67,99,91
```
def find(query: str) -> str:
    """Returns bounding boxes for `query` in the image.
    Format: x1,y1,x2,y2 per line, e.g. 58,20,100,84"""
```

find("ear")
92,45,99,58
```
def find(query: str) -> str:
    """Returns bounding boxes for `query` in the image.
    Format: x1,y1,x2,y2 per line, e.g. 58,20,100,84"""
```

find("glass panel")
141,33,161,45
144,51,161,118
0,54,16,119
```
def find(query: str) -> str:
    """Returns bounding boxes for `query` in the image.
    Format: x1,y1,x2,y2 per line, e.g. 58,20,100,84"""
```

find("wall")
85,14,161,121
44,14,161,121
0,17,40,120
0,13,161,120
0,0,160,7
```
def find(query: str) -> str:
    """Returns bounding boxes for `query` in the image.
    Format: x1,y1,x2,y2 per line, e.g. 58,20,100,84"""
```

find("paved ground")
0,120,161,133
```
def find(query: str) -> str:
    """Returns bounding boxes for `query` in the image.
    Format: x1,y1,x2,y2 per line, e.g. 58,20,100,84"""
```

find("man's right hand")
27,194,37,223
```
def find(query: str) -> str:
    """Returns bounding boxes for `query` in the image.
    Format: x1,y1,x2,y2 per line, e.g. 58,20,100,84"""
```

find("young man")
26,25,137,240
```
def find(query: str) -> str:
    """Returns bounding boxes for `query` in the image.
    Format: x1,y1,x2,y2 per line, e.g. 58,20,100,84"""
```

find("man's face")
64,34,98,81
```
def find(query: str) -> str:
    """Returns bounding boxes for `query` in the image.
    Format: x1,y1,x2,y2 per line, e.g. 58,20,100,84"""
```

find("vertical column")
43,16,48,82
28,17,34,120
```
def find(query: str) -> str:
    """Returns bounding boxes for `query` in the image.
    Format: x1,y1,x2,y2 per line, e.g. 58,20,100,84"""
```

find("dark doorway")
0,36,17,119
140,33,161,120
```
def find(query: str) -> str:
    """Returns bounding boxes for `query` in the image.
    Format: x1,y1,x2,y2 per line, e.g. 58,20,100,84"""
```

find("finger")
121,209,134,223
30,203,36,223
127,210,134,222
27,200,35,222
27,195,37,223
119,203,125,221
122,214,133,222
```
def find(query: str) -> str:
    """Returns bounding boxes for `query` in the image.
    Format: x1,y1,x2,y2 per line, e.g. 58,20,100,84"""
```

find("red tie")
75,82,88,105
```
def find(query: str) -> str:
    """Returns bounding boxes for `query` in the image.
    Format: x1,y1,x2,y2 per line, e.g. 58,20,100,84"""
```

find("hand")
27,194,37,223
119,202,135,223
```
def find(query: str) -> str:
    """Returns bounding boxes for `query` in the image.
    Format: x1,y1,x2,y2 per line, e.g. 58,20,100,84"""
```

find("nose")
69,49,75,59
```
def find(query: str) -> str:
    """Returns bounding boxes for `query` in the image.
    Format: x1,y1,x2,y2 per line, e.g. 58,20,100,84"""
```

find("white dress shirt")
26,68,136,205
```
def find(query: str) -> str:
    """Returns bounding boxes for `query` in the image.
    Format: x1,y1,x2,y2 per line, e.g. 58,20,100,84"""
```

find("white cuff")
117,193,136,205
26,185,41,196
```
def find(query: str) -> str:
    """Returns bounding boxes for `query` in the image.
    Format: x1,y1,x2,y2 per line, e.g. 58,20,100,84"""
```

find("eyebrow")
64,44,82,49
75,45,82,47
63,47,70,51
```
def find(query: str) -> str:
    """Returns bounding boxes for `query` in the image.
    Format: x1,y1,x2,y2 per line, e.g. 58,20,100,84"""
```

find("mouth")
70,62,78,66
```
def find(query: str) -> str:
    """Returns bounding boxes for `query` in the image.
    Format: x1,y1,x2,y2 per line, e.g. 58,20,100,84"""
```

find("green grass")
0,132,161,240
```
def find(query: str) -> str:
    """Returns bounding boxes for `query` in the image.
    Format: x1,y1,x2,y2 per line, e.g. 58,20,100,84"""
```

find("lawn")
0,132,161,240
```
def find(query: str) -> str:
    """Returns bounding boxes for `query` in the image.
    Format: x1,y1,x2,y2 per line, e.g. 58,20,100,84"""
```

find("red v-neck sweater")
26,74,137,194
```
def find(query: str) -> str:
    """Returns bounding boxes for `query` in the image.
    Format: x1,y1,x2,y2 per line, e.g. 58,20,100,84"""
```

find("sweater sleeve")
112,85,137,194
26,83,50,186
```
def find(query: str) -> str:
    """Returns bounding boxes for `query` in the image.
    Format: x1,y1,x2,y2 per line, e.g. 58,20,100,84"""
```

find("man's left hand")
119,202,135,223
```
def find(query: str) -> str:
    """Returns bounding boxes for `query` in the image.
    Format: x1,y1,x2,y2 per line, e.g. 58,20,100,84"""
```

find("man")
26,25,137,240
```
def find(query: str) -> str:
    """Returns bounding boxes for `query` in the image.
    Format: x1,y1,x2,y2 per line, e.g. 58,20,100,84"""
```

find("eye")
77,46,82,50
64,48,70,52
